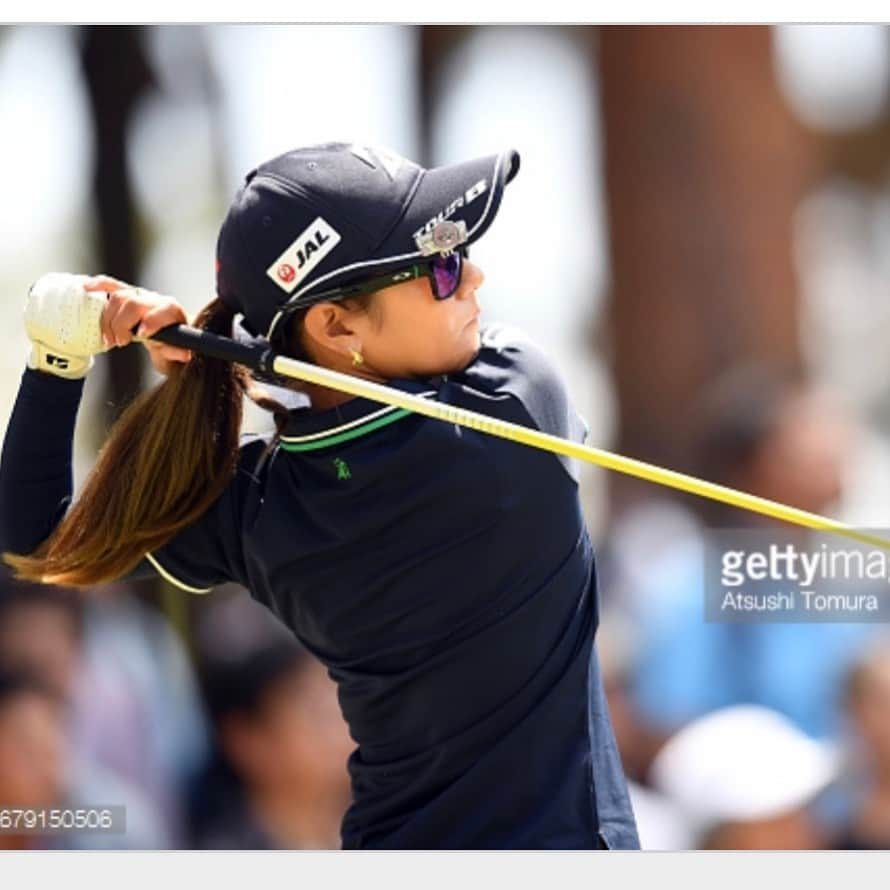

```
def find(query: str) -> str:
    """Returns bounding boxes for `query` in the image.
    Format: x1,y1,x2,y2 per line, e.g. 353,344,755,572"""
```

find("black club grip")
146,323,277,376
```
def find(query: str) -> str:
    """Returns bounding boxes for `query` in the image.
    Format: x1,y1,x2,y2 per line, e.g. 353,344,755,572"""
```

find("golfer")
0,142,640,850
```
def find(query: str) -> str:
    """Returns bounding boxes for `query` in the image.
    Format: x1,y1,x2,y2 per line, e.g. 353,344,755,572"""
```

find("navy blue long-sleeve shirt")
0,323,640,850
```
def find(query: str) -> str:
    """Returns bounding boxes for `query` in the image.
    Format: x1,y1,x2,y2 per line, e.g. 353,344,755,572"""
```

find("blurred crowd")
0,576,352,850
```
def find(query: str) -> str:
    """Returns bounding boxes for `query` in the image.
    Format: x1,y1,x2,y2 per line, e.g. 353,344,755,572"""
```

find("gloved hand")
24,273,109,379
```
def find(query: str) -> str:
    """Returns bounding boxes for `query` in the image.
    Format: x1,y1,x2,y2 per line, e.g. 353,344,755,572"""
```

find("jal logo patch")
266,217,341,293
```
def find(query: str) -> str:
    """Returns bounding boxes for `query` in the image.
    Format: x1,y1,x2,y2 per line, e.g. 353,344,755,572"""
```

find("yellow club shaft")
271,353,890,552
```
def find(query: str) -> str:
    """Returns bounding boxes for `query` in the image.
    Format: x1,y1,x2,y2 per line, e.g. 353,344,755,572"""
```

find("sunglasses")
303,245,469,306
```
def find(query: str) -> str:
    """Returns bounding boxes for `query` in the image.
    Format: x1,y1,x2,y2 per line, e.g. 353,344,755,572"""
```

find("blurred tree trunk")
80,27,194,637
598,26,815,502
80,25,154,427
417,25,472,166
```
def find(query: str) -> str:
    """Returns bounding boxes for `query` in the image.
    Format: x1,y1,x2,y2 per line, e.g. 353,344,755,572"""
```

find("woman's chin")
455,329,482,370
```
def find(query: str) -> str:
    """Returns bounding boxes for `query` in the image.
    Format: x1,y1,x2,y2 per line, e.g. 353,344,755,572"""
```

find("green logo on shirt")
333,458,351,481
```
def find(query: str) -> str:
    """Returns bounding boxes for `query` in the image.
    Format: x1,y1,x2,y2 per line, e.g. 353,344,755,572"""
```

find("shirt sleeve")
0,368,85,557
138,435,269,594
449,323,590,483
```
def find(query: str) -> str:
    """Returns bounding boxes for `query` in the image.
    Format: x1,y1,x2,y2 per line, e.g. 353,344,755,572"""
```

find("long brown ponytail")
3,297,282,589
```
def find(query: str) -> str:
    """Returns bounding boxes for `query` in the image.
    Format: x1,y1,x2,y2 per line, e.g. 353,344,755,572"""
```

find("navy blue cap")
215,141,521,340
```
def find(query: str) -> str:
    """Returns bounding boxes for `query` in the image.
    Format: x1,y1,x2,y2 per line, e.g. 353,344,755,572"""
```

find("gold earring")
350,348,364,367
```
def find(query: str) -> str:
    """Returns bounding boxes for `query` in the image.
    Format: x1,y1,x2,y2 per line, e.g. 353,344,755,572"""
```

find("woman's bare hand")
84,275,193,376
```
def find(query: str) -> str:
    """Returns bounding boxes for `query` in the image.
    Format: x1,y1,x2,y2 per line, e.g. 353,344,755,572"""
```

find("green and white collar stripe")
279,391,437,453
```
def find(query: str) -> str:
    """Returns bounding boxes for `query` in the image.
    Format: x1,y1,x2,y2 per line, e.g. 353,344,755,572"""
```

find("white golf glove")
24,273,109,379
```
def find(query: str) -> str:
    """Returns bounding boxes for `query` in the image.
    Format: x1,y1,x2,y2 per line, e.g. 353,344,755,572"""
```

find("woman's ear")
302,302,357,353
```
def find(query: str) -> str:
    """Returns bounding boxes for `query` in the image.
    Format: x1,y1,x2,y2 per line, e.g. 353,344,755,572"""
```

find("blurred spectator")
605,363,881,750
190,592,353,849
0,579,81,701
66,587,209,843
650,705,838,849
694,363,849,522
0,668,65,850
0,662,164,850
829,637,890,849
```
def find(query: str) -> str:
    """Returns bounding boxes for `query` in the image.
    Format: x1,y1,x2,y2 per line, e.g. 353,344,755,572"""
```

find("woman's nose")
459,260,484,295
